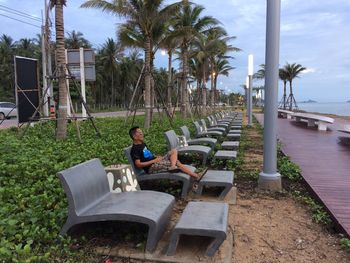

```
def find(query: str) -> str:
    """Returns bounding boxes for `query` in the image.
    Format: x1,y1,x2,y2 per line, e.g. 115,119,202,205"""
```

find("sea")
297,102,350,116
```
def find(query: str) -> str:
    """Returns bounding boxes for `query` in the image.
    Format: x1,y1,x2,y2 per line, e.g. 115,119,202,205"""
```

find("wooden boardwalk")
255,113,350,235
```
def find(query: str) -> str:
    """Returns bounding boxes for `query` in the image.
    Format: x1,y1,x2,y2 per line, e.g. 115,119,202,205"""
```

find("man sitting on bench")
129,126,200,179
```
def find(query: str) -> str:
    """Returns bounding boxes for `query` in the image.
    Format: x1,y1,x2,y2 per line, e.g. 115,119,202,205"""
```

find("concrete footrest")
213,150,237,160
228,129,241,134
226,133,241,140
221,141,240,150
167,202,229,257
196,170,234,199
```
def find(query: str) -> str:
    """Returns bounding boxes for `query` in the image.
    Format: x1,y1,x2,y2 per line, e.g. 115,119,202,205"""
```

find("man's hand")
153,156,163,163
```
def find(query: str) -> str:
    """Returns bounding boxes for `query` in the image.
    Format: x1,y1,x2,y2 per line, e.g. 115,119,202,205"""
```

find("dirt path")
231,192,349,263
230,117,350,263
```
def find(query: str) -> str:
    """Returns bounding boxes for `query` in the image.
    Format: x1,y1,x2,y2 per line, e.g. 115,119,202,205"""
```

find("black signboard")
14,56,40,123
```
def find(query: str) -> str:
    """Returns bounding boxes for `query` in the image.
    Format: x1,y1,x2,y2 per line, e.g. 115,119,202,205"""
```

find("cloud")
301,68,317,74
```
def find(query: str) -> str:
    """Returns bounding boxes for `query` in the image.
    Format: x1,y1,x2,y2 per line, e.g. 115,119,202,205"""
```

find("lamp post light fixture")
258,0,282,191
248,54,254,126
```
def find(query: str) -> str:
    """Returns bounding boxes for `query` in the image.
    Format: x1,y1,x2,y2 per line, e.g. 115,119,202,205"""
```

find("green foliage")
277,155,302,181
0,115,193,261
292,191,331,225
340,236,350,250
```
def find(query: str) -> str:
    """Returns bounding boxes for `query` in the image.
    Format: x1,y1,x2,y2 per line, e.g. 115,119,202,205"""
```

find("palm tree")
65,30,91,49
0,34,15,100
284,62,306,110
279,68,288,109
159,27,179,111
99,38,124,106
50,0,67,140
205,28,239,106
211,58,235,105
171,0,218,117
15,38,38,57
81,0,176,128
253,64,265,80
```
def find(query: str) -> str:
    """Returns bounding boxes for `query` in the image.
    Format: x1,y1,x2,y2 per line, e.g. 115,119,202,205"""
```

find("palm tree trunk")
55,0,67,140
181,47,189,118
167,51,172,111
210,71,215,107
202,87,207,116
202,64,207,115
144,37,152,128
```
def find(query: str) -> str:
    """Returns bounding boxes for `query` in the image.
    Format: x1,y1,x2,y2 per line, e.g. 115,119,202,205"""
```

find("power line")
0,13,41,29
0,4,41,22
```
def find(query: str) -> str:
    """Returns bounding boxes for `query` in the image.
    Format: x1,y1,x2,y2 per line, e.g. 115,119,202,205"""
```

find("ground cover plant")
0,115,195,262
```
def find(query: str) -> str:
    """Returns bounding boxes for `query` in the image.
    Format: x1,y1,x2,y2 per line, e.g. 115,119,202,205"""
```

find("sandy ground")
230,121,350,263
231,190,349,263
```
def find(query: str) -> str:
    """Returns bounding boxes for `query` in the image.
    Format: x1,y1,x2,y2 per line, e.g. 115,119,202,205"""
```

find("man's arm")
134,156,162,168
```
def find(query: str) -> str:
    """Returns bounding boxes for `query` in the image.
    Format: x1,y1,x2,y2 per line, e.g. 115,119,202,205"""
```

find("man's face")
133,128,144,141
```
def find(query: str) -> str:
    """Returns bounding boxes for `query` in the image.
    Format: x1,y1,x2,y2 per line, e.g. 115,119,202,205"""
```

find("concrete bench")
165,130,212,165
213,150,237,161
221,141,239,150
278,109,294,119
167,202,229,257
180,125,217,150
196,170,234,199
226,133,241,140
228,129,241,134
57,158,175,253
124,146,193,198
292,112,334,131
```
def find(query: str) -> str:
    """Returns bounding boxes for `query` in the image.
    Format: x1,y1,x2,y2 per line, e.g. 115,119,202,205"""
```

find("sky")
0,0,350,102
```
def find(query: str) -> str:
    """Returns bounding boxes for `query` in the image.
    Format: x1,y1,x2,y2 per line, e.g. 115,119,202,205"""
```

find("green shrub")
278,155,302,181
0,115,193,261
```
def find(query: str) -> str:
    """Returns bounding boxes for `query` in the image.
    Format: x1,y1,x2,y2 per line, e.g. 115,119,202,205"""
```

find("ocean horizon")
296,102,350,116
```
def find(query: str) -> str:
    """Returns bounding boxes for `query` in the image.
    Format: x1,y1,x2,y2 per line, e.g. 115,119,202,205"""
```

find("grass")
0,114,196,262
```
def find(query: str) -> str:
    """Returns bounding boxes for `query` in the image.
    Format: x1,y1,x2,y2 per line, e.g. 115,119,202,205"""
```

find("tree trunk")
202,87,207,116
181,47,189,118
167,51,173,111
210,71,215,107
289,80,293,110
202,64,207,115
55,0,67,140
144,37,152,128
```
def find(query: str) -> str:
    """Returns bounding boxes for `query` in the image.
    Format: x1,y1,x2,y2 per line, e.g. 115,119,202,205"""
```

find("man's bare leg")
176,160,199,179
168,149,179,169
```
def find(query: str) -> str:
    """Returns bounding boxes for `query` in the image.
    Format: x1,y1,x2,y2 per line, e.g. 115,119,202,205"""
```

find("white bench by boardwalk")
292,112,334,131
278,109,294,119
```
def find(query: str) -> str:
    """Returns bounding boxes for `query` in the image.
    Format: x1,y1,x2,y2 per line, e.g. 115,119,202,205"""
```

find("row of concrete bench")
57,111,243,257
278,109,334,131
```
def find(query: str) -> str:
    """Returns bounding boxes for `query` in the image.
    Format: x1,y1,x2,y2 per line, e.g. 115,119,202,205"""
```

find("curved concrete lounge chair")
164,130,212,165
200,119,226,134
57,158,175,252
208,116,230,129
124,146,194,198
193,121,223,138
180,126,217,150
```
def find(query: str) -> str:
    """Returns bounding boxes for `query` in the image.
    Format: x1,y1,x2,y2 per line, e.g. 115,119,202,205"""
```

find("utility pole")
41,6,48,116
258,0,282,191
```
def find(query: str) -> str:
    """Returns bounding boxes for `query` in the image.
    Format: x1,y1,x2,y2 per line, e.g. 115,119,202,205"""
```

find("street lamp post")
248,54,254,126
245,76,249,116
259,0,282,191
